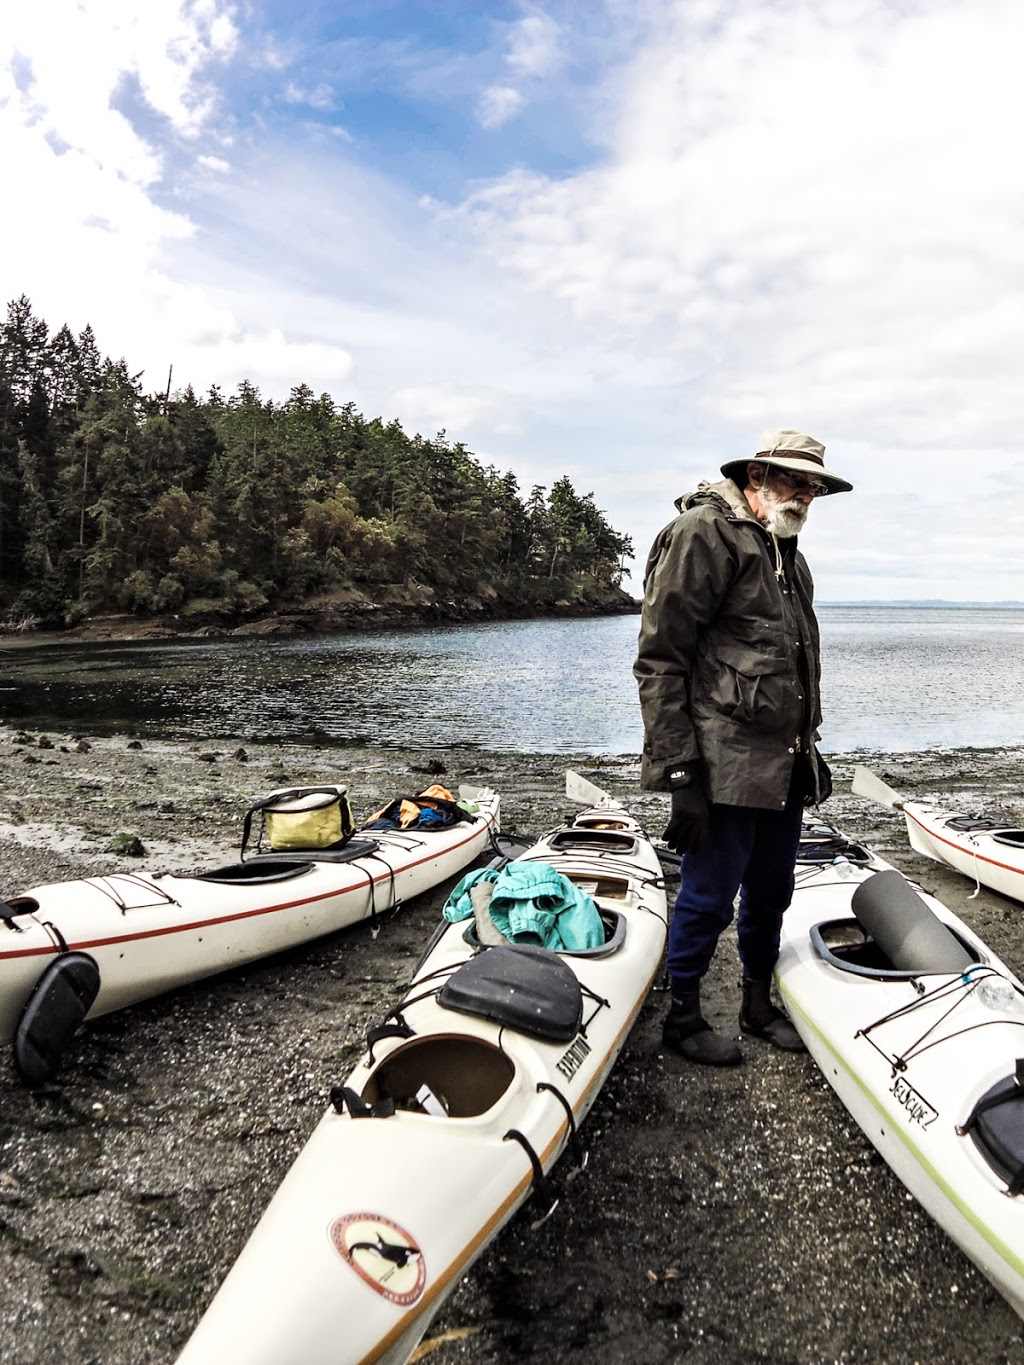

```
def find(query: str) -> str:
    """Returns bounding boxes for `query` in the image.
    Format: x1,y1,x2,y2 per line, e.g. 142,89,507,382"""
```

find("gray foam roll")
851,870,974,974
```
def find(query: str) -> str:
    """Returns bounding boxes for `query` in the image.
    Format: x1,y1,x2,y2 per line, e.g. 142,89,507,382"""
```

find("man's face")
757,467,819,537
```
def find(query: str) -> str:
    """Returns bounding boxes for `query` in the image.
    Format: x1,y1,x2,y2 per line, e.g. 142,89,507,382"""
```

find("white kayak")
853,765,1024,902
176,772,668,1365
776,814,1024,1319
0,785,500,1083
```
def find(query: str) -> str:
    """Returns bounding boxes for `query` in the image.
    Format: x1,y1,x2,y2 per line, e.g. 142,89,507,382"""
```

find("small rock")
198,752,219,763
37,736,54,750
75,739,92,753
126,739,143,750
106,832,147,857
412,756,447,775
232,748,249,762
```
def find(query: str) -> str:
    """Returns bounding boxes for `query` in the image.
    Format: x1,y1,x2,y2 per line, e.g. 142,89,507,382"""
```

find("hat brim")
720,454,853,495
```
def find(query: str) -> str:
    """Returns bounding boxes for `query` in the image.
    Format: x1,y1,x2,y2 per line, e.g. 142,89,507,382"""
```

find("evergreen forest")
0,296,634,629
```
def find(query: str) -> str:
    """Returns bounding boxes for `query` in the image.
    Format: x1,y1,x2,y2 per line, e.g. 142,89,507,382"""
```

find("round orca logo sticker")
329,1213,426,1306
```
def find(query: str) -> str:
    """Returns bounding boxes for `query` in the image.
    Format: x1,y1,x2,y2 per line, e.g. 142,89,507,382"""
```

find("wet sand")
0,729,1023,1364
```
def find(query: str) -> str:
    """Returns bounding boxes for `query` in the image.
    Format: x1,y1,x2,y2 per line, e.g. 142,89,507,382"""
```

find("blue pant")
667,775,805,992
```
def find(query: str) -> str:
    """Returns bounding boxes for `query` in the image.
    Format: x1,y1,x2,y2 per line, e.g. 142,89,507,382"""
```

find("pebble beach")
1,728,1023,1364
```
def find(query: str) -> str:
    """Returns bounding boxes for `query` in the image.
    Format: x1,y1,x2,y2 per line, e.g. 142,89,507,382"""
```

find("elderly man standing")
634,429,853,1066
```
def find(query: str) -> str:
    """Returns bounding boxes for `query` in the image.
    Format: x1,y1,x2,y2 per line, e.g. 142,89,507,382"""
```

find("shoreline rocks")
0,585,641,650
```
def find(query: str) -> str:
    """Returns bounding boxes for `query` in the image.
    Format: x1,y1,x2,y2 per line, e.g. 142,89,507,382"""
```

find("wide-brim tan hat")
721,428,853,495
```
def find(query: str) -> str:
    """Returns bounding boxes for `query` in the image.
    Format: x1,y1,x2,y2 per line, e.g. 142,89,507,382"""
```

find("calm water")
1,607,1022,754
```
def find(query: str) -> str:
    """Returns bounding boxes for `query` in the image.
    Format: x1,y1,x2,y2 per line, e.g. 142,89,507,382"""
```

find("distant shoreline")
0,592,641,652
1,597,1019,653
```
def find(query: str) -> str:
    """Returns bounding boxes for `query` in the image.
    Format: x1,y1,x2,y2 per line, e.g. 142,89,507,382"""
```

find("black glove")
804,751,833,806
662,763,709,853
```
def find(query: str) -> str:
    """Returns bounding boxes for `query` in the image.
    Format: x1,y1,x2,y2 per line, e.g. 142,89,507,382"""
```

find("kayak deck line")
359,955,664,1365
851,768,1024,901
777,976,1024,1286
778,818,1024,1318
176,776,667,1365
1,790,502,1080
904,804,1024,881
0,807,498,964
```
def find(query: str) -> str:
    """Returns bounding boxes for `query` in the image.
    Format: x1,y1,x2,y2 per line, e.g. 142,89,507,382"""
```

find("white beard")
760,484,809,538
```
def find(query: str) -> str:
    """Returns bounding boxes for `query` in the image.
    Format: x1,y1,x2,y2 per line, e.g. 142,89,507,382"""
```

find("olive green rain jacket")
633,478,825,810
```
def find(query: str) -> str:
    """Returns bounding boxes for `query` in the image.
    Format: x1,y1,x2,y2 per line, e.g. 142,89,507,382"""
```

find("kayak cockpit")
942,814,1024,848
192,838,383,883
572,814,636,833
546,829,640,855
810,869,983,979
461,905,627,958
193,860,316,885
811,868,985,980
360,1034,516,1119
960,1062,1024,1196
797,821,873,865
811,918,984,980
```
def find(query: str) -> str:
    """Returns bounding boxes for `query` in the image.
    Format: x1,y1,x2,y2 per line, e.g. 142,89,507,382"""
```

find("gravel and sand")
1,728,1023,1364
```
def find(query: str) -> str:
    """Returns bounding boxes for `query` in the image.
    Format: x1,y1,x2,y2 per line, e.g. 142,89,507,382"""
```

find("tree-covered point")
0,296,634,627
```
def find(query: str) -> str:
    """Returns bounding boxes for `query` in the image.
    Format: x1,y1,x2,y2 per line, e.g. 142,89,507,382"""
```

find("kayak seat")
461,907,627,958
851,871,975,975
437,945,584,1042
961,1065,1024,1196
991,831,1024,849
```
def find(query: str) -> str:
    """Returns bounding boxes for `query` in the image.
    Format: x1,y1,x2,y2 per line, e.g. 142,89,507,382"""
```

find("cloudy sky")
3,0,1024,601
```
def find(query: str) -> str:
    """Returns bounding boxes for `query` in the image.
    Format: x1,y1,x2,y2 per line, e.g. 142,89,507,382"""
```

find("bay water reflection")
1,607,1022,754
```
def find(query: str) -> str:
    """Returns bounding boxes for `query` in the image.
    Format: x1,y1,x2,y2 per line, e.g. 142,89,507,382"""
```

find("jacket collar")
677,478,800,558
676,477,760,522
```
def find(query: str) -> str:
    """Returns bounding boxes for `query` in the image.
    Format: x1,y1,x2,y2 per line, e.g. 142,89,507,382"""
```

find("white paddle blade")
565,769,613,807
851,765,904,810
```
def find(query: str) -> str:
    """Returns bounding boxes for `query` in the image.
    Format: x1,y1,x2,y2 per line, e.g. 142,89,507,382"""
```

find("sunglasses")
771,468,829,498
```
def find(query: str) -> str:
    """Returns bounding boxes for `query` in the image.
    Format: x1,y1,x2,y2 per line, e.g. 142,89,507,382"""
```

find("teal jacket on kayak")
443,861,605,951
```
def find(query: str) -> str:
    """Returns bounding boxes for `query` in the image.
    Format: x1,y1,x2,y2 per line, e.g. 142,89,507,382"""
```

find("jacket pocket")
702,643,792,728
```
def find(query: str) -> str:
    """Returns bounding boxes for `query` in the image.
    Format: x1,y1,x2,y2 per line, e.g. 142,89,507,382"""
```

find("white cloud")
178,328,355,397
477,84,525,130
475,7,564,129
284,81,337,111
392,384,525,439
506,11,564,79
442,0,1024,589
0,0,358,417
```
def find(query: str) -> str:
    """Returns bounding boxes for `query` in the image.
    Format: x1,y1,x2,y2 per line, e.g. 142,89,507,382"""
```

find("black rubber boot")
663,991,742,1067
739,978,805,1052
